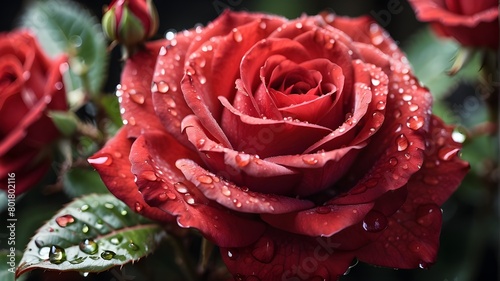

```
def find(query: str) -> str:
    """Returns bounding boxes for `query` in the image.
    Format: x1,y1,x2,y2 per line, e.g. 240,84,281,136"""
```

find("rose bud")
102,0,159,49
0,31,68,195
409,0,499,50
90,11,469,280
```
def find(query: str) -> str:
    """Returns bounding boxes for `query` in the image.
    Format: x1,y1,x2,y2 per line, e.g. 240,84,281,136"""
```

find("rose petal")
262,201,374,237
119,40,165,138
221,229,355,280
88,128,171,223
182,114,301,195
152,34,196,148
176,158,314,214
128,130,266,247
326,15,408,66
220,96,332,158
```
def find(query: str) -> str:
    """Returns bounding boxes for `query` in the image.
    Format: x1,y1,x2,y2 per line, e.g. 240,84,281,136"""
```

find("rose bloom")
90,11,469,280
0,31,67,195
409,0,499,49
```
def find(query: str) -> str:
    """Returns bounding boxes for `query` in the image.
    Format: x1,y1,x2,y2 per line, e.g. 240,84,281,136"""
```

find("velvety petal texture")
409,0,499,49
90,10,469,280
0,31,68,194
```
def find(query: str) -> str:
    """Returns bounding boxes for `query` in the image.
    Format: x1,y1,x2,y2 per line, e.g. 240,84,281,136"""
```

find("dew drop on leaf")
49,245,66,264
79,239,98,255
100,250,116,260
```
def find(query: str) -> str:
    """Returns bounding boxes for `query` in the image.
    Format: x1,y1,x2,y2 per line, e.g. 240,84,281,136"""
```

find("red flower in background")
0,31,68,194
409,0,499,49
90,11,469,280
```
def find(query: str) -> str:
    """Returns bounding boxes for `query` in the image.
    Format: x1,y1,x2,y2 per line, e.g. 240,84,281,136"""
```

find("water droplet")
82,224,89,234
135,202,143,212
128,242,139,251
315,206,331,214
49,245,66,264
235,154,251,167
302,155,319,165
70,256,86,264
418,261,432,269
396,134,409,151
371,78,380,86
233,199,242,208
259,20,267,29
56,215,75,227
389,157,398,166
376,100,386,110
142,170,158,181
80,204,90,212
129,92,145,104
104,202,114,209
402,94,412,101
438,146,459,161
362,210,388,232
120,210,128,216
88,154,113,165
185,193,196,205
232,28,243,42
110,236,123,245
406,116,424,130
156,81,170,93
197,174,213,184
174,182,189,193
79,239,98,255
221,186,231,197
227,249,239,260
251,237,275,263
452,129,466,143
408,103,419,112
101,250,116,260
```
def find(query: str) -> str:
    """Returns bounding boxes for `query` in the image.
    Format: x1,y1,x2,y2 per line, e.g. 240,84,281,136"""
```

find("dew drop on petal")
174,182,189,193
416,204,440,226
376,100,386,110
438,146,460,161
389,157,398,166
406,116,424,130
197,174,213,184
362,210,388,232
232,28,243,42
142,170,158,181
156,81,170,93
227,249,239,260
396,134,409,151
251,237,276,264
88,154,113,166
371,78,380,86
135,202,143,212
235,154,251,167
302,155,319,165
129,92,145,104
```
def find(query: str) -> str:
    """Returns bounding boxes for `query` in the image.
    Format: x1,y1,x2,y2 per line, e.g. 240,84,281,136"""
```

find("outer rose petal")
409,0,499,49
221,229,355,280
128,130,266,247
354,117,469,268
118,41,165,138
88,128,171,223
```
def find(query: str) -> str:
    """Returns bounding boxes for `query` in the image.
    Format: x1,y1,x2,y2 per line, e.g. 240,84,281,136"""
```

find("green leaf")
16,194,166,278
0,250,26,281
48,110,78,137
62,168,110,197
404,28,482,101
100,95,123,128
21,0,108,96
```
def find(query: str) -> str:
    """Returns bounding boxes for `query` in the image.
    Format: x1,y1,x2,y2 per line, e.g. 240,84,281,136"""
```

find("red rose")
409,0,499,49
0,31,68,194
90,11,469,280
